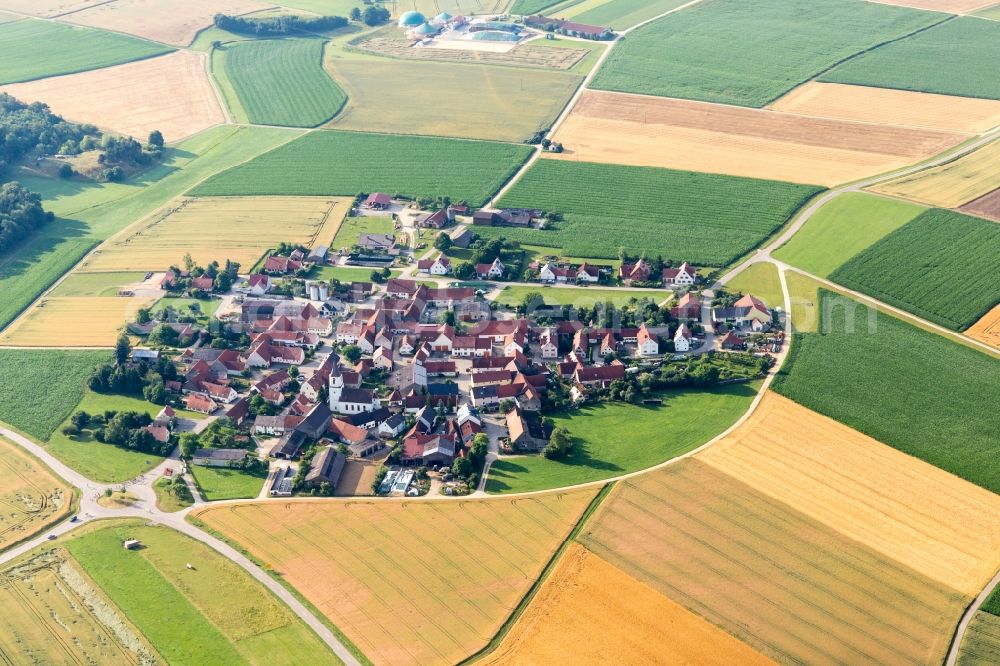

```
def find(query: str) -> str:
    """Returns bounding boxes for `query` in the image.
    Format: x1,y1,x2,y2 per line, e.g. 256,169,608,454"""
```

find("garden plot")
63,0,274,47
580,459,968,666
0,51,225,143
0,296,154,347
551,91,966,186
79,196,349,272
771,81,1000,133
698,392,1000,596
193,489,597,666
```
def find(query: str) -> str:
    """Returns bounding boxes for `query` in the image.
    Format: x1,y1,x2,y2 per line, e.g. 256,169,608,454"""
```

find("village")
116,193,782,500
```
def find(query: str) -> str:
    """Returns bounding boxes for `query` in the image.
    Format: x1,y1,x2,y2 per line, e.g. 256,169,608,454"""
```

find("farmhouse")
713,294,772,331
475,257,505,279
402,432,457,466
674,323,695,352
619,259,651,285
191,448,247,467
184,393,218,414
304,446,347,489
417,254,451,275
637,324,660,356
662,262,698,288
671,292,703,321
271,430,307,459
472,208,535,227
364,192,392,210
506,408,548,451
358,233,395,252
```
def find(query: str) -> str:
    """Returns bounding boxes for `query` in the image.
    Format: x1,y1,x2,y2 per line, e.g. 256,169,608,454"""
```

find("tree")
114,335,130,366
499,399,514,414
451,456,472,478
179,432,200,458
288,366,299,378
147,130,164,149
434,232,452,252
439,309,456,327
61,424,80,437
362,5,389,25
519,291,544,315
57,163,74,179
455,262,475,280
342,344,362,364
543,426,573,459
135,308,151,324
350,7,362,20
71,410,90,430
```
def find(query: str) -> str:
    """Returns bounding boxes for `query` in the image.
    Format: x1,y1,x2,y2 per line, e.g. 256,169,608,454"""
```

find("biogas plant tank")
398,11,426,27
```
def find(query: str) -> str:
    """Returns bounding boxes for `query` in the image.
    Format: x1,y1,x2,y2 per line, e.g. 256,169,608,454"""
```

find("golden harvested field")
63,0,274,46
698,392,1000,595
0,51,224,144
481,543,776,666
771,82,1000,133
958,611,1000,665
80,196,350,272
551,91,967,187
0,0,105,17
193,490,597,666
870,139,1000,206
870,0,998,12
0,550,160,664
0,436,71,550
579,459,968,666
966,303,1000,348
0,296,154,347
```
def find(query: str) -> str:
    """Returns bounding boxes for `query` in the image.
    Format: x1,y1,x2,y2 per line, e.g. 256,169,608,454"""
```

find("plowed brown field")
698,392,1000,595
960,187,1000,222
193,489,597,666
772,82,1000,133
550,91,967,186
63,0,274,46
481,543,775,666
0,51,224,143
870,0,998,13
579,459,968,666
966,303,1000,347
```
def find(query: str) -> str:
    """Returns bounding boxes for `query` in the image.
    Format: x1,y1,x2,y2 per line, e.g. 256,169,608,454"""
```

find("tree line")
214,13,349,35
0,182,53,254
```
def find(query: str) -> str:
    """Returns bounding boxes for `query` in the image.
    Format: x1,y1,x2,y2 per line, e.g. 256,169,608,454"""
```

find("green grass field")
64,522,339,665
191,130,532,206
311,265,400,282
46,392,203,483
511,0,562,14
725,262,783,311
589,0,943,107
570,0,691,30
486,382,760,493
496,285,667,308
486,160,822,265
0,19,172,84
153,477,193,512
214,38,347,127
822,17,1000,101
829,209,1000,331
0,349,108,440
977,4,1000,20
774,193,926,278
49,271,149,297
0,126,298,335
331,215,394,251
190,465,267,501
773,290,1000,495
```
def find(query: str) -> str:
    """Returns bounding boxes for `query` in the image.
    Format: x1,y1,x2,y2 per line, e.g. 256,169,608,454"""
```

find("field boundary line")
202,47,234,125
458,482,615,665
946,569,1000,665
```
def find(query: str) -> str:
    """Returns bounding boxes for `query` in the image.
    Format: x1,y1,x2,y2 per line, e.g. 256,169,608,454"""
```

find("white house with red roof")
637,324,660,356
674,323,694,352
662,262,697,288
417,254,451,276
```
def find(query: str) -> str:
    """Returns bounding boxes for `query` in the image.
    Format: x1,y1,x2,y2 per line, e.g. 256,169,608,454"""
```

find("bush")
57,163,74,178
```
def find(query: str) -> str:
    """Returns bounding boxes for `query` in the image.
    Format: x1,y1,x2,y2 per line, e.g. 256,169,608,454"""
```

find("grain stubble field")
0,436,71,551
0,51,225,143
552,91,967,186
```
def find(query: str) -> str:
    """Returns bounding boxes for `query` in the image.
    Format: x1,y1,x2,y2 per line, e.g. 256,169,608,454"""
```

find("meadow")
829,209,1000,330
0,126,299,337
0,296,154,347
724,263,782,311
773,193,926,277
698,392,1000,595
81,196,349,272
0,349,108,440
485,382,760,494
215,38,347,128
489,160,822,265
0,436,71,550
0,18,171,85
49,271,147,297
553,91,968,187
770,82,1000,134
481,543,775,665
65,522,340,665
870,139,1000,208
580,459,968,665
0,547,161,664
822,17,1000,101
772,290,1000,494
785,270,822,333
331,215,394,252
193,490,597,665
589,0,942,107
327,59,582,143
192,130,533,206
567,0,692,30
312,265,401,283
190,465,267,501
0,51,225,143
495,285,667,309
510,0,562,14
